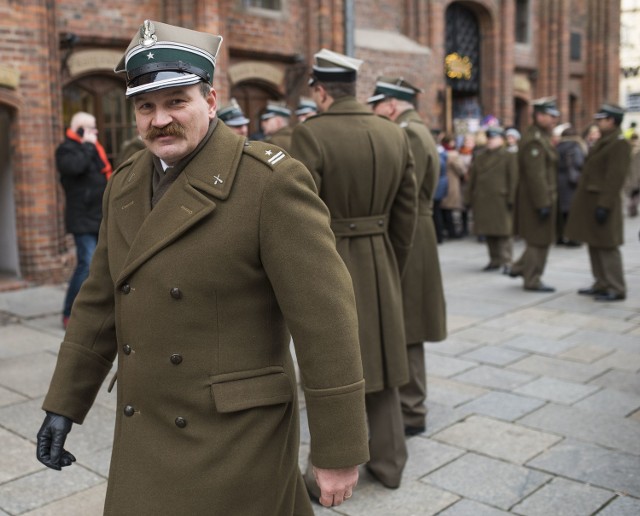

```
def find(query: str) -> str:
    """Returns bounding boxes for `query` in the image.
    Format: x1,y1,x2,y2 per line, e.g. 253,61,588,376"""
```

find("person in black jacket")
56,111,112,328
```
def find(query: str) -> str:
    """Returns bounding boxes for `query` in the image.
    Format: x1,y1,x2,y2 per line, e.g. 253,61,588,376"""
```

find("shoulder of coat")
399,121,409,128
242,140,290,170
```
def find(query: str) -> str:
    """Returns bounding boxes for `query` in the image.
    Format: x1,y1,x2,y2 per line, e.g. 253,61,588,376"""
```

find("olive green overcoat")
266,125,294,152
291,96,417,393
514,125,558,245
43,122,369,516
396,109,446,343
466,146,519,236
565,128,630,247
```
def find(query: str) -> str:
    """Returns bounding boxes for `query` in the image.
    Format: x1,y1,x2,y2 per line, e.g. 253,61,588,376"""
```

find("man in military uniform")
367,77,446,436
217,97,250,136
36,21,369,515
291,50,417,491
295,97,318,123
261,102,294,151
465,126,519,273
566,103,631,301
509,97,559,292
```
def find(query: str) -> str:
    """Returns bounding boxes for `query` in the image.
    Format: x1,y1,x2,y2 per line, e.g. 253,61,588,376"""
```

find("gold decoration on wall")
445,53,472,80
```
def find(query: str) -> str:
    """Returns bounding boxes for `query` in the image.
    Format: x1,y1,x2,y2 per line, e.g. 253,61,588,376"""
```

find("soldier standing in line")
566,103,631,302
261,102,294,151
217,97,250,137
367,77,446,436
465,126,519,273
291,49,417,491
295,97,318,123
509,97,559,292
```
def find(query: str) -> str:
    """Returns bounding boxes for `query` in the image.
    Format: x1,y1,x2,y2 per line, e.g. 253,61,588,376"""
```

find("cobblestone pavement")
1,219,638,516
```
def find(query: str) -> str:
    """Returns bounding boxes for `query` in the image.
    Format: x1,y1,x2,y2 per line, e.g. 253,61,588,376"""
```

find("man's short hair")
318,80,356,99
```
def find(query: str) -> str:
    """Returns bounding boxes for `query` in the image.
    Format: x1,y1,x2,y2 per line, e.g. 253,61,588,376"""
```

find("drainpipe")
344,0,355,56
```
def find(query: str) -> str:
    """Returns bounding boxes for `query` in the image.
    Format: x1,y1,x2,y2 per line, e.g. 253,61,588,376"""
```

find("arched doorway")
231,81,283,139
62,74,134,164
0,105,20,280
514,96,529,133
445,2,482,136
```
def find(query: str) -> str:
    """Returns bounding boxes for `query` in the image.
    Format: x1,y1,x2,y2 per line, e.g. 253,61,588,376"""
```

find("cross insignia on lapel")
213,175,224,185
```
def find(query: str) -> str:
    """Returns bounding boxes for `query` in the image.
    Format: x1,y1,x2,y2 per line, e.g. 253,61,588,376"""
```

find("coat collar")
112,122,246,285
322,96,373,116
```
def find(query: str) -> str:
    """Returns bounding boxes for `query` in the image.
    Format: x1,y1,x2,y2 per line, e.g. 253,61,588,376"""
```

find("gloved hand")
36,411,76,470
594,206,610,225
537,206,551,221
507,202,514,212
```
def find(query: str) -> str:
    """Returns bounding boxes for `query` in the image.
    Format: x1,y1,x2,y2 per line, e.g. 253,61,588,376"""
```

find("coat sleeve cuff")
42,342,114,424
304,379,370,468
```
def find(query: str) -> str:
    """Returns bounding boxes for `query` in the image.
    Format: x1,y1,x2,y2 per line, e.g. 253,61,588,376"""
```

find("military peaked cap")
218,98,250,127
532,96,560,117
295,98,317,116
593,102,625,121
367,77,423,104
309,49,363,86
485,126,505,138
260,103,292,120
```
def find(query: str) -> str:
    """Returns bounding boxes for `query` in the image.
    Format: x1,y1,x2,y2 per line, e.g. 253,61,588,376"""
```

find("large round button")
349,223,357,230
123,345,131,355
170,353,183,365
378,219,384,226
170,287,182,299
121,284,131,294
175,417,187,428
124,405,135,417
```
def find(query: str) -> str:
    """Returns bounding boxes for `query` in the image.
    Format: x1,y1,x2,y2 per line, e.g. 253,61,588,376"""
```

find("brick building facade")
0,0,620,287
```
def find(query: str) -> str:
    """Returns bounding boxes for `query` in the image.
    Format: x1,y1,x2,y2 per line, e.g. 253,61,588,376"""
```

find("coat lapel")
114,123,246,286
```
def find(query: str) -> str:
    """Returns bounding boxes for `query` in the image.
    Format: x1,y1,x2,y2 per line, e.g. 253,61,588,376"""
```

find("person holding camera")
55,111,112,329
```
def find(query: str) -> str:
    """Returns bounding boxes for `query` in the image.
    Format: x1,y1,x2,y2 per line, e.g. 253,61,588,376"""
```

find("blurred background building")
0,0,622,287
620,0,640,130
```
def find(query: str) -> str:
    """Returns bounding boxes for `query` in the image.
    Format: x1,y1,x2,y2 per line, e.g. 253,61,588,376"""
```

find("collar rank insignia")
139,20,157,48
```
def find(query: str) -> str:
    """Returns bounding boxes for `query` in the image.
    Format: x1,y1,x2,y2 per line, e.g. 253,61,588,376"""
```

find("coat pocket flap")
211,372,293,413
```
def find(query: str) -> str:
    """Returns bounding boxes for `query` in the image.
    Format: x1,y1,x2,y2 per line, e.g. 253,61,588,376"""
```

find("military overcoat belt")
331,215,388,237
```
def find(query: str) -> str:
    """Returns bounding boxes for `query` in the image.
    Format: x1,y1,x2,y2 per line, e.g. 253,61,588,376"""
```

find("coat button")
121,283,131,294
124,405,135,417
378,219,384,226
175,417,187,428
170,287,182,299
349,223,356,230
170,353,183,365
123,345,131,355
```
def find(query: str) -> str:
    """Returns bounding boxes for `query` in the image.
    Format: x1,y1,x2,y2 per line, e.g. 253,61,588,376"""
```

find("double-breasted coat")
396,109,446,343
291,96,417,393
565,127,630,247
514,125,558,245
43,121,369,516
466,146,519,236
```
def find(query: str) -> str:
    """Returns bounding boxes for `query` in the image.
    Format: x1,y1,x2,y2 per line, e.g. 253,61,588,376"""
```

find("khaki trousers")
303,387,407,492
486,236,513,267
511,243,550,289
588,245,626,295
399,343,427,429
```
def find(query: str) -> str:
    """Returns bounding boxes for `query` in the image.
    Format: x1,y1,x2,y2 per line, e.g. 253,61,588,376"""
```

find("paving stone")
424,401,470,436
423,338,483,357
629,408,640,422
0,324,61,358
501,334,578,356
592,350,640,372
510,477,613,516
505,320,574,339
404,435,465,480
520,403,640,455
557,343,614,363
0,384,27,407
0,465,104,515
447,314,481,333
589,369,640,396
20,483,107,516
0,427,42,483
596,495,640,515
445,294,516,319
426,354,477,377
338,481,459,516
564,329,640,354
424,452,550,510
573,388,640,418
460,345,527,366
508,355,608,383
0,286,65,318
513,377,600,404
22,315,67,340
427,376,488,407
437,499,510,516
528,439,640,498
456,391,545,421
432,416,561,464
452,327,517,345
0,352,58,397
76,446,112,479
452,365,535,391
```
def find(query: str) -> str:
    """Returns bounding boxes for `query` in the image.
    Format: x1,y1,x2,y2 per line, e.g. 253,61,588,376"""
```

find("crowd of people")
41,17,635,515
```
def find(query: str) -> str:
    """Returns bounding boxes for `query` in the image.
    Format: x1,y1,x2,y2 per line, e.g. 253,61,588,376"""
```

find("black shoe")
501,266,512,276
508,269,523,278
482,264,500,272
565,240,582,247
524,283,556,293
404,425,426,437
365,465,400,489
578,287,607,296
594,292,626,302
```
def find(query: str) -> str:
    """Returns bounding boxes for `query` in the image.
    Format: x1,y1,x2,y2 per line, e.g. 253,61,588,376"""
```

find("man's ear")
208,87,218,119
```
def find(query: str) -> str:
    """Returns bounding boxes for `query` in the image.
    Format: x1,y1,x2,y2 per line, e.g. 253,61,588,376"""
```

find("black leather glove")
594,206,609,225
36,411,75,470
507,202,514,212
537,206,551,221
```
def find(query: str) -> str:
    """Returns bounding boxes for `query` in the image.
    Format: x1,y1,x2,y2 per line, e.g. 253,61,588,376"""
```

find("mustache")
145,123,186,140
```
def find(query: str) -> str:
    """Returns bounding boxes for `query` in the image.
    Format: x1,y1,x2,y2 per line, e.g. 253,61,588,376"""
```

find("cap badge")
139,20,157,48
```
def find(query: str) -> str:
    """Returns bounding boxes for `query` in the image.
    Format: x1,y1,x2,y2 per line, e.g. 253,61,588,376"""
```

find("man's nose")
152,109,172,126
